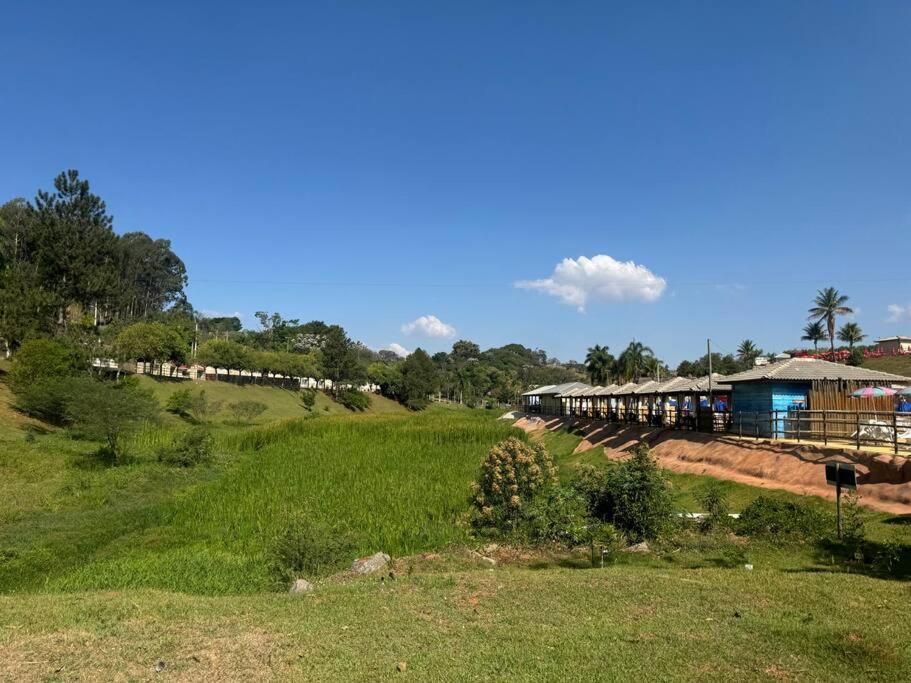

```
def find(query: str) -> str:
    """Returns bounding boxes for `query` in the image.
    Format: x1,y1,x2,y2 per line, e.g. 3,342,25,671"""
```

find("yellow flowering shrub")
470,437,558,531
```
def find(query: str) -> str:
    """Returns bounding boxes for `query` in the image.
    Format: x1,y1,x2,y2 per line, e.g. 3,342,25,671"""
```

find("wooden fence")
729,409,911,455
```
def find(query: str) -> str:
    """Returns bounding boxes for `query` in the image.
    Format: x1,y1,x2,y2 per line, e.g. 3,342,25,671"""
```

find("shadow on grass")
794,537,911,581
882,514,911,526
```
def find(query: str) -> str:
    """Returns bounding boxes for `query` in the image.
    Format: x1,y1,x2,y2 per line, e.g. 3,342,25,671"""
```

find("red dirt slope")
516,417,911,514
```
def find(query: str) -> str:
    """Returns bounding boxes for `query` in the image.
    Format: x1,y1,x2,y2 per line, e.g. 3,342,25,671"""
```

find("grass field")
863,355,911,378
3,567,910,681
2,380,911,680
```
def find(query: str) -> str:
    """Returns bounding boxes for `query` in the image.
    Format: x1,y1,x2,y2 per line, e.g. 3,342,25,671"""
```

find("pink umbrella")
851,386,897,398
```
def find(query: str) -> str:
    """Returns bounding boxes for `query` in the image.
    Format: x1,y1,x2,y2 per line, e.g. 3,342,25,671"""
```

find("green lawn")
2,567,910,681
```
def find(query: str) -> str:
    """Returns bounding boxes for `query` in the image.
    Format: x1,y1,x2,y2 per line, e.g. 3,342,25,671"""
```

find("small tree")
8,338,85,394
196,339,253,370
400,348,439,410
65,377,159,462
300,388,317,411
228,400,268,424
188,389,223,423
470,437,558,532
694,480,731,532
115,321,188,370
575,442,673,542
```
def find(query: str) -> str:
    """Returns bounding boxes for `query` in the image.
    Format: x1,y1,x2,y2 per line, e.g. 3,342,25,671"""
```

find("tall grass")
50,410,519,594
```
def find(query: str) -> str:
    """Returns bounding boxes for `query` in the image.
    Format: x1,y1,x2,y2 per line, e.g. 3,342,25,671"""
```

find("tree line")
0,170,187,352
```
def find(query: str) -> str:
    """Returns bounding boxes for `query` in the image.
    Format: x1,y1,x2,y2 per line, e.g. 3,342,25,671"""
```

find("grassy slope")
863,355,911,378
135,375,407,423
0,377,408,592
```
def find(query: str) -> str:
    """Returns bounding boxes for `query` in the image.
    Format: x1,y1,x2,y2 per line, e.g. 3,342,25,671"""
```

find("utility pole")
707,339,714,428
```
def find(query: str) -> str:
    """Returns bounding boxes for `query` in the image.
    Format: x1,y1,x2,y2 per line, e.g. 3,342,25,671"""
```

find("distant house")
873,336,911,355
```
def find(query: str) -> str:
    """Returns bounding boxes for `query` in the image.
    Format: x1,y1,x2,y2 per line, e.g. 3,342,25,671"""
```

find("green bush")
164,387,221,422
158,426,214,467
695,480,731,532
271,516,356,583
8,338,84,395
336,388,371,412
736,496,829,542
470,437,558,533
228,400,268,424
519,486,592,546
65,377,159,462
841,492,866,559
300,388,317,411
574,442,673,542
405,397,429,411
165,387,195,416
14,376,76,424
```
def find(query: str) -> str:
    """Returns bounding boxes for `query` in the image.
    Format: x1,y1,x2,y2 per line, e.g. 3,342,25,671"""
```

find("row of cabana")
520,375,732,428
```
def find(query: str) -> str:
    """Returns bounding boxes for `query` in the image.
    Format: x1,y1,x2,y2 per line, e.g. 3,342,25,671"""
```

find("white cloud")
401,315,456,338
385,343,410,358
515,254,667,312
887,304,910,323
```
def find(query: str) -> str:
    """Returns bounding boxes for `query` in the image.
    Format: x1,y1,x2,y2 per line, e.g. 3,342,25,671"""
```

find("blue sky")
2,1,910,364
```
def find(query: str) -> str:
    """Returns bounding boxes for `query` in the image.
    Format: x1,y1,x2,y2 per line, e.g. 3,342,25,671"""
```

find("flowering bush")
470,437,558,532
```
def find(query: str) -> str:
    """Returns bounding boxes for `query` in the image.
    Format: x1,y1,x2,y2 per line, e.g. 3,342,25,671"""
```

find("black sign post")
825,462,857,539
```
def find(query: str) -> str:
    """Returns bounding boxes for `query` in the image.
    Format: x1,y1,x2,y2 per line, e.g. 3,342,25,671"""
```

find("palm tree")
736,339,761,365
837,322,866,350
584,344,614,385
801,321,828,355
617,340,655,382
808,287,853,353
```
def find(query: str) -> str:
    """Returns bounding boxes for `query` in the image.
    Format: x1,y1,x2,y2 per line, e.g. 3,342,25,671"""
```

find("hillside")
863,355,911,379
135,375,407,424
2,385,910,679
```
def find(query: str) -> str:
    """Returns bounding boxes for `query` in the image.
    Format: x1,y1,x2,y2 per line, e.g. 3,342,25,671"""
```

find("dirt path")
517,417,911,514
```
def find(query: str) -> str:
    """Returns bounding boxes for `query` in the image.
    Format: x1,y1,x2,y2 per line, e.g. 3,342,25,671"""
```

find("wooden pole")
836,480,842,540
856,411,861,450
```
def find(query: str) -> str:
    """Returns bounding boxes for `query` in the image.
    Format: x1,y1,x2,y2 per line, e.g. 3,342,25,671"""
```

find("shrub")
841,492,866,559
574,442,673,542
271,516,356,583
8,338,84,395
300,388,317,411
737,496,829,542
164,388,222,423
14,376,76,424
470,437,558,533
519,486,592,546
589,522,623,562
405,397,429,411
228,400,268,424
873,537,902,575
336,388,371,412
158,426,214,467
694,480,731,532
165,387,196,417
65,376,160,462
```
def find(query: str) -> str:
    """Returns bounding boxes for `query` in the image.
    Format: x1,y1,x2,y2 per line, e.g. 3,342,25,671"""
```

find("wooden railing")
729,409,911,455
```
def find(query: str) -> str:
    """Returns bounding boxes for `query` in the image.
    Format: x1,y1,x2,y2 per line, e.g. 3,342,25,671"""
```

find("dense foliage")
574,443,674,542
0,172,187,351
470,437,559,531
